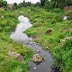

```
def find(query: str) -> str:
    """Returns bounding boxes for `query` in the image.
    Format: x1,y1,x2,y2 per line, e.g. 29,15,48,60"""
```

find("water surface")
10,15,32,42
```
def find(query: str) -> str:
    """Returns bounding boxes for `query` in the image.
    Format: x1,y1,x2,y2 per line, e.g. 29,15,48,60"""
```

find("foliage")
33,2,41,7
0,0,7,7
42,0,72,10
40,0,47,6
0,8,33,72
65,10,72,20
45,0,54,11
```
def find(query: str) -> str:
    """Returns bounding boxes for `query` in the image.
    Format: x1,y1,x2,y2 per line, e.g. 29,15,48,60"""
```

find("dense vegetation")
0,0,7,7
41,0,72,8
0,0,72,72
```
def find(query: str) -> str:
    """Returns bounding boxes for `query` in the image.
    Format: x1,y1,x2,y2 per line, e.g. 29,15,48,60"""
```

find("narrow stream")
10,15,53,72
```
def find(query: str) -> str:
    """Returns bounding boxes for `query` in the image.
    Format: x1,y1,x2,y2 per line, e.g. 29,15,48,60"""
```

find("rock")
35,49,40,53
1,16,4,19
34,67,37,70
66,37,71,39
8,51,24,62
35,43,37,45
63,15,69,20
0,16,4,19
29,43,32,45
32,54,42,63
60,39,65,42
60,36,72,43
46,47,48,49
45,28,53,35
20,11,22,13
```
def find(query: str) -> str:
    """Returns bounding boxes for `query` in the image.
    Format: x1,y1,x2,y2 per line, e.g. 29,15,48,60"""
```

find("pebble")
36,49,40,53
46,47,48,49
34,67,37,70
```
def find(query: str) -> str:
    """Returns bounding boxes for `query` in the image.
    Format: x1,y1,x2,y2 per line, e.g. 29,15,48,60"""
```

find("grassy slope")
16,7,72,72
0,7,72,72
0,8,33,72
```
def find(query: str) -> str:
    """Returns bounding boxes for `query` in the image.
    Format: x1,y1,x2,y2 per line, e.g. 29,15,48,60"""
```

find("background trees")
40,0,72,11
40,0,47,6
0,0,7,7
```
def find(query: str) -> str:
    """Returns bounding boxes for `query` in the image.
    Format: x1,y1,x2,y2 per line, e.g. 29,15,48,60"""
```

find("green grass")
17,7,72,72
0,6,72,72
0,8,33,72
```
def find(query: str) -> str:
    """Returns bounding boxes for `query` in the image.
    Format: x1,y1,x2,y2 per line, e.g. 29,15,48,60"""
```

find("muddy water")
10,15,53,72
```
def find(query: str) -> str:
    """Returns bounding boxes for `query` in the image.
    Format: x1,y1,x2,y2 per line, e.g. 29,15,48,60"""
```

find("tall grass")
0,8,33,72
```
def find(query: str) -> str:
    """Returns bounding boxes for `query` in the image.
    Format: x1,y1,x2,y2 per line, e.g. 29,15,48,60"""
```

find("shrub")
65,10,72,20
34,2,41,7
65,10,72,16
45,1,54,11
19,1,31,7
55,14,63,22
51,18,57,24
58,33,65,39
51,8,63,13
0,0,7,7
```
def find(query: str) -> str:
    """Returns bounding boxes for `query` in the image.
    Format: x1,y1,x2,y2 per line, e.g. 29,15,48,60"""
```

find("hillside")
0,8,33,72
0,5,72,72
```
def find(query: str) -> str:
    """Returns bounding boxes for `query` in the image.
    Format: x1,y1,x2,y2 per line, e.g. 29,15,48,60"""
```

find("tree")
45,0,54,11
67,0,72,6
0,0,7,7
50,0,65,8
40,0,47,6
14,3,17,7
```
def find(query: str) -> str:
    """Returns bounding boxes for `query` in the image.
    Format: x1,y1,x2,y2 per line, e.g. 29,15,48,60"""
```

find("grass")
19,7,72,72
0,8,33,72
0,6,72,72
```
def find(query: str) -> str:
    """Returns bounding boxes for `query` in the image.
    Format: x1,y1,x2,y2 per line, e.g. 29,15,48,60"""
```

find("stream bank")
10,15,54,72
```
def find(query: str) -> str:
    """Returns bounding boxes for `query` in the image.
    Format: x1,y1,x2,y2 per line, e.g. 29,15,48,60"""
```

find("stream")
10,15,54,72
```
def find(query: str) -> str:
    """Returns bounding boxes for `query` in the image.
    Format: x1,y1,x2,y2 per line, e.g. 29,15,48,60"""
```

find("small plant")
51,18,57,24
51,8,63,13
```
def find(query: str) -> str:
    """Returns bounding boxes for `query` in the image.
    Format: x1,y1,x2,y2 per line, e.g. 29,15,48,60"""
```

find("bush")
65,10,72,20
19,1,31,7
55,14,63,22
45,1,54,11
34,2,41,7
12,3,18,9
51,18,57,24
65,10,72,16
53,39,72,72
0,0,7,7
51,8,63,13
